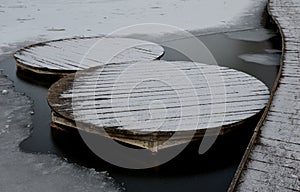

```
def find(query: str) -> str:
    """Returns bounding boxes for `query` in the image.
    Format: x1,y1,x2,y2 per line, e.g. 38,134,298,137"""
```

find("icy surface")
226,28,277,42
239,53,281,66
0,0,268,190
0,0,266,53
0,71,121,192
14,37,165,71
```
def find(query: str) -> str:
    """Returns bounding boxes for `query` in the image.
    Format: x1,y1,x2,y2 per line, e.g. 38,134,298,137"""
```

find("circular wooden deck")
48,61,270,150
14,37,165,76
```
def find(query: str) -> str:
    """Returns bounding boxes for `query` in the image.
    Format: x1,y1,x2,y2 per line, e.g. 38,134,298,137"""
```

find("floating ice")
226,28,277,42
239,53,281,66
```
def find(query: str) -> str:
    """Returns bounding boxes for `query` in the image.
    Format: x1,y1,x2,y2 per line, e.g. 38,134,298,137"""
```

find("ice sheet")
0,0,266,52
0,73,121,192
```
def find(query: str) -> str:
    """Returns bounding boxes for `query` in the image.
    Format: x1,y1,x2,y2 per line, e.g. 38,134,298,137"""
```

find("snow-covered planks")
230,0,300,191
14,37,165,76
48,61,269,151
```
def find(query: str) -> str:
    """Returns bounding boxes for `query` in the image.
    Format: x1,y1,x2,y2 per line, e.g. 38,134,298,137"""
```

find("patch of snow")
239,53,281,66
2,89,8,94
0,77,122,192
226,28,277,42
0,0,266,50
291,174,298,179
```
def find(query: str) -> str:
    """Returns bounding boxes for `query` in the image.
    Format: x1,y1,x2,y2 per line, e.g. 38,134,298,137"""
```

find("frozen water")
0,73,121,192
226,28,277,42
239,53,281,66
0,0,269,190
0,0,266,53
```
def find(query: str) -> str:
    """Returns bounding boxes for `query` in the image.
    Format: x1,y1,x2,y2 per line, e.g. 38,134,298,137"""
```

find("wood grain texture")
230,0,300,191
14,37,165,76
48,60,269,150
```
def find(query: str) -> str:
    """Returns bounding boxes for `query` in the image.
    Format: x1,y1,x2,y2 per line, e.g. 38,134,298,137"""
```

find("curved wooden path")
14,37,164,76
48,61,269,151
229,0,300,191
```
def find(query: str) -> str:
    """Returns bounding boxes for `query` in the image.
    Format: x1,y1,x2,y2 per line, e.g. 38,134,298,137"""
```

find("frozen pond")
0,31,281,192
0,0,281,191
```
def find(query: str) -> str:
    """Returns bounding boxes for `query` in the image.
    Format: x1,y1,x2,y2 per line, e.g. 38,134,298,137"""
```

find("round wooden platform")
14,37,165,76
48,61,270,150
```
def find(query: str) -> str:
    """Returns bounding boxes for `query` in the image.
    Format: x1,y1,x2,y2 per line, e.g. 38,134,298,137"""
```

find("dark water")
0,29,281,192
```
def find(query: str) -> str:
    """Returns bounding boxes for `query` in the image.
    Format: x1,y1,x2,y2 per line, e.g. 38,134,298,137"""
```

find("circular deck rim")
48,60,270,135
14,36,165,77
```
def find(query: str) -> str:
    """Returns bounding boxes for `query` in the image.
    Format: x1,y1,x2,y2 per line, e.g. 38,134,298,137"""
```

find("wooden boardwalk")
229,0,300,191
48,61,269,151
14,37,164,76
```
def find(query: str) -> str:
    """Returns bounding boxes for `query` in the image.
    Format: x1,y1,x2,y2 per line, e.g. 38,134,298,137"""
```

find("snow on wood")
48,60,269,151
230,0,300,191
14,37,165,76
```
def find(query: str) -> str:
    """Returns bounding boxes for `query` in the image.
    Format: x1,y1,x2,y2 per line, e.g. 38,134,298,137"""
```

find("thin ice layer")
0,72,121,192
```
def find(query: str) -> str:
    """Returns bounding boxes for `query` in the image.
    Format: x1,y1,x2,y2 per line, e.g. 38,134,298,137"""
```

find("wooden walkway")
48,61,269,151
229,0,300,191
14,37,164,76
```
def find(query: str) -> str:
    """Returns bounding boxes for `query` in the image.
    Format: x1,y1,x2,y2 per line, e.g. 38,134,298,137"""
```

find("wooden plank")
48,60,269,150
229,0,300,191
14,37,165,77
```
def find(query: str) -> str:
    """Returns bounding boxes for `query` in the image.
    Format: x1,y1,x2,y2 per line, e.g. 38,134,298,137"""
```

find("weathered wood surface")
230,0,300,191
14,37,165,76
48,61,269,151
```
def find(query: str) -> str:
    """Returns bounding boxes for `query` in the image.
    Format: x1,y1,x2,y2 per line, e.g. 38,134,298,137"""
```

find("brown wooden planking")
50,110,253,151
14,37,165,77
229,0,300,191
48,61,269,131
48,60,269,151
